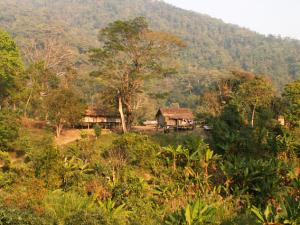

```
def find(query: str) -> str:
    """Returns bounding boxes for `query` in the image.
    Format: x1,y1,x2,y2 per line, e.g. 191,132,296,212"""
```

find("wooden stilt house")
156,108,195,130
83,106,121,129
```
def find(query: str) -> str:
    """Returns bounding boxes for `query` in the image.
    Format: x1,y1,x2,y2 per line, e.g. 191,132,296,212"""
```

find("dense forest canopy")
1,0,300,88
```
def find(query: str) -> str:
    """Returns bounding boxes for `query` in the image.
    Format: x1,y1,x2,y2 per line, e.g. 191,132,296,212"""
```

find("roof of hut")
156,108,194,120
85,106,119,118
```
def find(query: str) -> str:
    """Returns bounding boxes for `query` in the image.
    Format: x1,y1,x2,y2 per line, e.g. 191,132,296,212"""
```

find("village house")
83,106,121,129
156,107,195,130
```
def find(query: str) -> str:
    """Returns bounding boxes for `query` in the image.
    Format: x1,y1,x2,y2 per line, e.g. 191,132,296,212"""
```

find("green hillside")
1,0,300,86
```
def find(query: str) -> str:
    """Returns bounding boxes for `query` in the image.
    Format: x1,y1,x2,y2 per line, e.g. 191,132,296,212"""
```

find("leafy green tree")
90,17,184,132
232,76,274,127
0,110,19,151
0,29,24,105
27,136,61,187
282,80,300,128
46,88,84,137
197,91,222,119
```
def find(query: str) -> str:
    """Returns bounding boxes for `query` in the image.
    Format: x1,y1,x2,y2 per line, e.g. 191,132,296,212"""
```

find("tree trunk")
118,96,127,133
56,123,63,137
24,88,33,118
126,110,134,131
251,104,256,128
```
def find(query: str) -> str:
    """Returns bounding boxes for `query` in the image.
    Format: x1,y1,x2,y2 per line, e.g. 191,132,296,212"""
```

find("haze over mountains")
1,0,300,86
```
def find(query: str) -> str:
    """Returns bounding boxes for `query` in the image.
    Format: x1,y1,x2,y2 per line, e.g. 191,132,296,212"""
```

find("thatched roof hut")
85,107,119,118
83,106,121,128
156,108,194,128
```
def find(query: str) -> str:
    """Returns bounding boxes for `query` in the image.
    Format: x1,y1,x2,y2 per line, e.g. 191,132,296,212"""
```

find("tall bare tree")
23,37,73,71
22,36,77,119
90,17,185,132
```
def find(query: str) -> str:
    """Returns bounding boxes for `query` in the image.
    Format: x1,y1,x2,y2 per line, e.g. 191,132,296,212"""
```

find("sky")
163,0,300,40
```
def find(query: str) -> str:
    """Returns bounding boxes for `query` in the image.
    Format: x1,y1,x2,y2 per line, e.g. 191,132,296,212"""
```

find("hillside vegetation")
1,0,300,86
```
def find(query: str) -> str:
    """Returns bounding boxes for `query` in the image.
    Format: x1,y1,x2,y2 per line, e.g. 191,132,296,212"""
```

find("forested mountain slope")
1,0,300,86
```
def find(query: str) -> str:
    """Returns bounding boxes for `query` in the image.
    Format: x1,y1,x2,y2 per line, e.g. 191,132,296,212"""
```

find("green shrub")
221,157,287,206
44,190,129,225
127,199,162,225
0,151,11,171
94,124,102,139
0,203,48,225
0,171,17,189
44,190,97,224
80,130,88,139
0,110,19,151
65,211,103,225
107,133,159,167
27,136,61,188
112,175,148,202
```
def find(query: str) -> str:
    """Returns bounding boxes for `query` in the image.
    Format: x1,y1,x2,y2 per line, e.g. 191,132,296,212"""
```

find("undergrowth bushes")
0,132,299,224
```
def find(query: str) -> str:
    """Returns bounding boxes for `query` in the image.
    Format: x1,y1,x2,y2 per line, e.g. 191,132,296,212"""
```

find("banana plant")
251,204,282,225
251,197,300,225
165,199,216,225
163,145,187,172
185,199,216,225
181,147,193,167
98,198,130,223
61,156,94,189
190,142,220,189
275,131,296,159
153,184,182,201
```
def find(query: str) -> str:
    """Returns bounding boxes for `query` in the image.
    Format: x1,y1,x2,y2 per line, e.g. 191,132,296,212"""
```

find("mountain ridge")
1,0,300,86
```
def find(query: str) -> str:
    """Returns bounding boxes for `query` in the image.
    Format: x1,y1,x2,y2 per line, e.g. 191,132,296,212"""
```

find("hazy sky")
163,0,300,39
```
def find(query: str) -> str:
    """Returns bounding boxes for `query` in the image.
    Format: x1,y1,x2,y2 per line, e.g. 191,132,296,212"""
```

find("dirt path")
55,129,113,145
55,129,82,145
